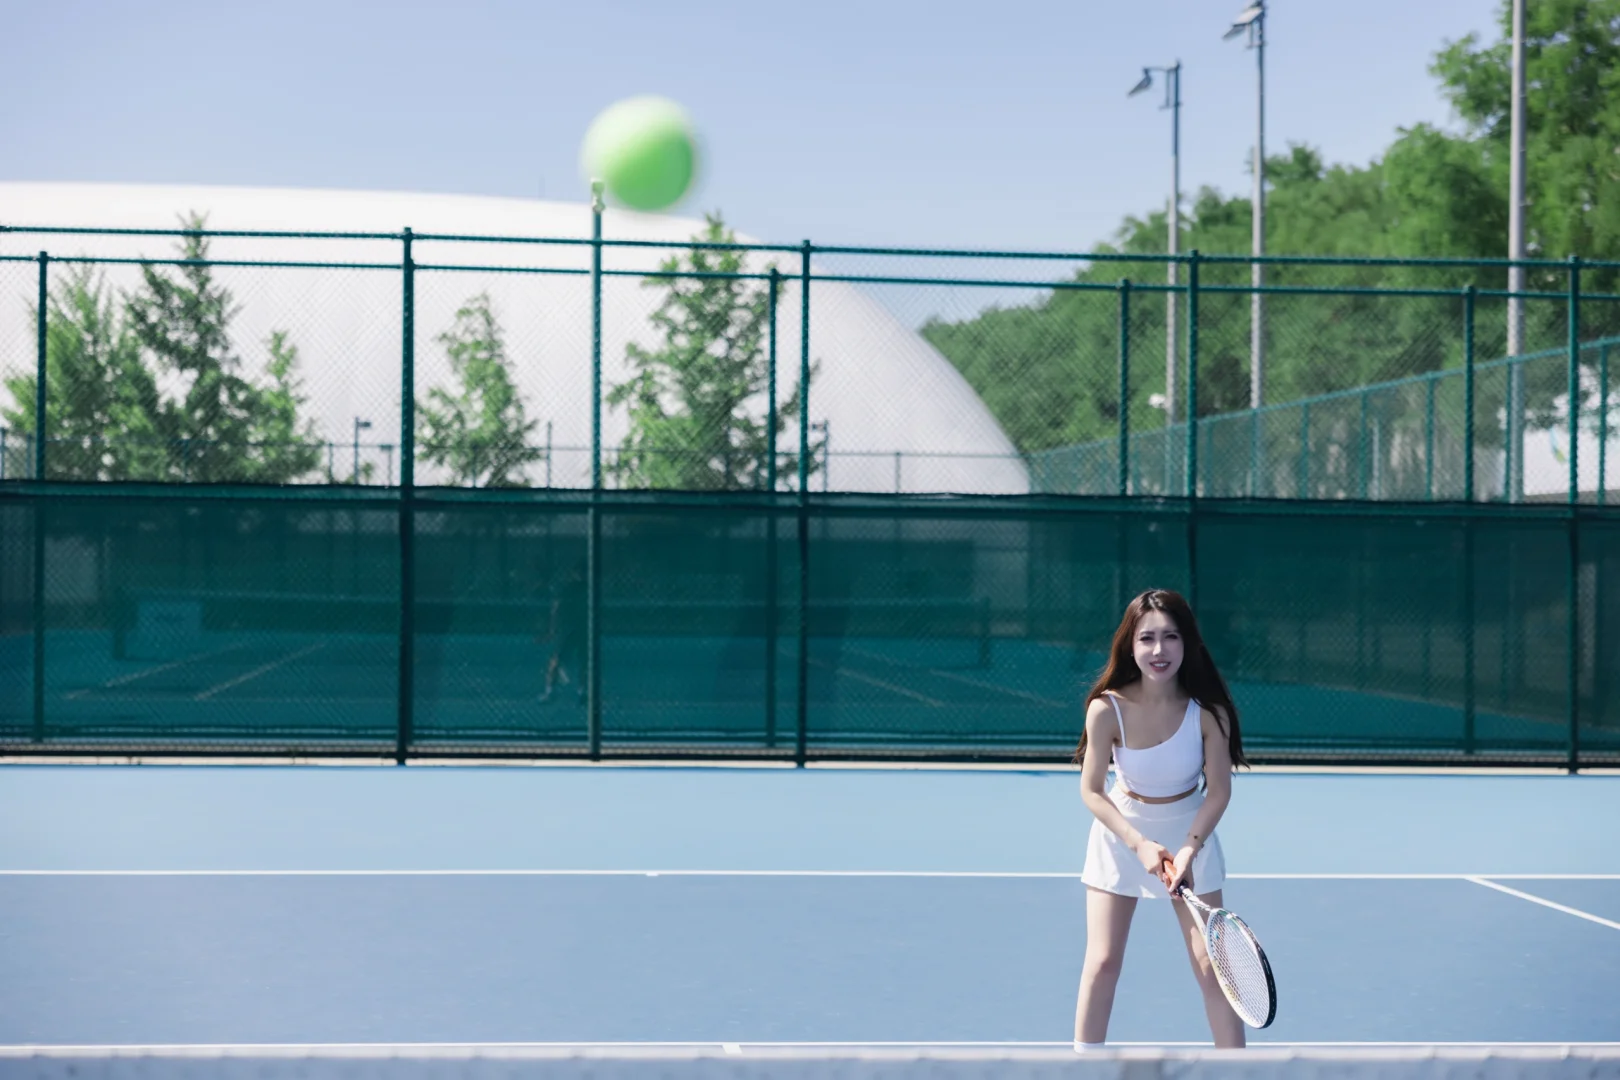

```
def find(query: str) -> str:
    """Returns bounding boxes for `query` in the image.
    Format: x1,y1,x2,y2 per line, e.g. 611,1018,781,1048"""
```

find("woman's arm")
1167,704,1236,893
1080,696,1174,885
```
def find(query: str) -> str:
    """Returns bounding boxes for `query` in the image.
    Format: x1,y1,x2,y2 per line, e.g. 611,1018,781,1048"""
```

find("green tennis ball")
581,96,697,212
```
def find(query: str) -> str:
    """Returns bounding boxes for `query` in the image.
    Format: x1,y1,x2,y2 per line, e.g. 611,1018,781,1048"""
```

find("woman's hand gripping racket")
1175,885,1278,1029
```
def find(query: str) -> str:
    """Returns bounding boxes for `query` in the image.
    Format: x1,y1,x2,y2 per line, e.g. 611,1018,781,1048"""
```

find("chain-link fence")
3,223,1618,764
1020,264,1619,504
7,224,1617,501
0,484,1613,765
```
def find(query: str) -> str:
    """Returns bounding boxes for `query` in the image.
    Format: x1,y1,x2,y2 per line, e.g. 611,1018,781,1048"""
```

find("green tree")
608,214,817,491
2,264,166,481
255,330,325,483
1433,0,1620,284
925,0,1620,463
125,214,322,483
1431,0,1620,435
417,292,543,487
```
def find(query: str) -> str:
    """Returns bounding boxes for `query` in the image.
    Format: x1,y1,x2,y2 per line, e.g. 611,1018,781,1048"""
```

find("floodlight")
1225,3,1262,38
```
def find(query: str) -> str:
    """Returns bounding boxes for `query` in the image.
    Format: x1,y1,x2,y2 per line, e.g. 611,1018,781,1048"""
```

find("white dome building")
0,183,1028,494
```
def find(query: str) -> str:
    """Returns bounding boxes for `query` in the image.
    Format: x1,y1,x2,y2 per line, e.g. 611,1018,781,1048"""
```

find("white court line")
2,869,1617,879
64,642,253,699
1233,873,1620,881
841,646,1068,708
0,869,1086,878
806,658,944,706
193,642,326,701
1467,876,1620,931
4,1040,1619,1054
917,669,1068,708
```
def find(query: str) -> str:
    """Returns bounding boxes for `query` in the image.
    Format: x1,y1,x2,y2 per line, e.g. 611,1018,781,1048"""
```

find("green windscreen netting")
1,485,1615,765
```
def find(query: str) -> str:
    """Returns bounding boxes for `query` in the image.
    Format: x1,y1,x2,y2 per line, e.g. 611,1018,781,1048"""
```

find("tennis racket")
1175,885,1277,1029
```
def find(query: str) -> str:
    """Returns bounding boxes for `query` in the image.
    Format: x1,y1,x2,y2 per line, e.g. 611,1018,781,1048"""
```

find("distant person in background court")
539,561,587,704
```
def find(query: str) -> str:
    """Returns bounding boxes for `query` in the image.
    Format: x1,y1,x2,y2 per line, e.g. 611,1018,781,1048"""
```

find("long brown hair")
1073,589,1247,769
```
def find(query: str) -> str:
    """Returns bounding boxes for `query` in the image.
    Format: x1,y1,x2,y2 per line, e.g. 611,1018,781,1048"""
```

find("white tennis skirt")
1081,782,1227,899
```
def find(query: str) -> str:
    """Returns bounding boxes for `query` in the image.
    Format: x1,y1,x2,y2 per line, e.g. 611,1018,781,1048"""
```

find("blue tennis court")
2,765,1618,1052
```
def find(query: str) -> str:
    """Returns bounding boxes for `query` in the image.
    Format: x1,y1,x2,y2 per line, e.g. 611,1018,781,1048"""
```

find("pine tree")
417,292,543,487
1,264,165,481
608,214,818,491
252,330,324,483
124,214,321,483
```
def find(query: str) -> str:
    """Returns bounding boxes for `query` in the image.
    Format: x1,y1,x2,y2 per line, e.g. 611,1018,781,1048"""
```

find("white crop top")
1106,693,1205,798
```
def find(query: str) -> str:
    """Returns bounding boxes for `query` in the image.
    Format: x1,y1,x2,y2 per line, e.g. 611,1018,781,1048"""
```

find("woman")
1072,589,1249,1051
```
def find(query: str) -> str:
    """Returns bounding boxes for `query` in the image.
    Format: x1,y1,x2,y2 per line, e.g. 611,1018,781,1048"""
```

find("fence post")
1118,279,1131,497
790,242,815,765
31,482,45,744
1567,255,1582,770
1568,509,1582,773
1185,252,1200,501
1569,256,1582,507
765,267,780,749
1597,329,1611,741
1462,285,1476,753
1185,252,1200,609
1601,343,1610,505
396,227,416,765
795,240,812,767
587,182,605,761
768,269,780,492
34,253,48,481
31,252,48,743
1463,287,1477,504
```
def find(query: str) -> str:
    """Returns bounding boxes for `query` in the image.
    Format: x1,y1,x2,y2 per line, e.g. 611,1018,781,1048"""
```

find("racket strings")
1204,911,1273,1027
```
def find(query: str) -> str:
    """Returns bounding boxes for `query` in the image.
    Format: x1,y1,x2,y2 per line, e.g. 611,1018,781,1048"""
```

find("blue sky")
2,0,1502,252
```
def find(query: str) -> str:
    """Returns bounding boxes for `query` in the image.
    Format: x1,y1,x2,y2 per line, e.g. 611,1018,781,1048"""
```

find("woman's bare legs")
1074,886,1139,1045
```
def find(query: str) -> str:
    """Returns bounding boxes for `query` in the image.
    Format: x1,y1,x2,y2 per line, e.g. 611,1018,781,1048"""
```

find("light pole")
353,417,371,484
1225,1,1266,410
1129,61,1182,424
1506,0,1527,502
